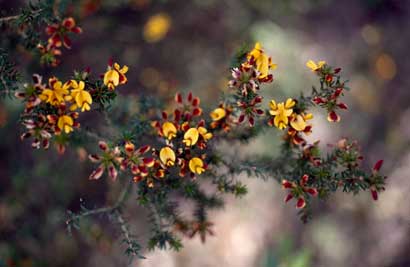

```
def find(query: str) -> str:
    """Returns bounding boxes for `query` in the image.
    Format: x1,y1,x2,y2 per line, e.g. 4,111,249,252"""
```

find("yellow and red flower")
306,60,326,72
69,80,92,112
210,104,233,132
159,146,176,167
89,141,123,181
183,128,200,147
247,42,277,80
162,121,178,140
282,174,318,209
189,157,205,175
268,98,295,129
103,62,129,90
39,77,71,106
46,17,82,49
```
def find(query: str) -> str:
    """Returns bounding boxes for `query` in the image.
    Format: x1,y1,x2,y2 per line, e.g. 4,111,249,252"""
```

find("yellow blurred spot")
375,53,397,80
139,67,160,88
361,24,380,45
158,80,169,94
143,13,171,43
350,76,378,113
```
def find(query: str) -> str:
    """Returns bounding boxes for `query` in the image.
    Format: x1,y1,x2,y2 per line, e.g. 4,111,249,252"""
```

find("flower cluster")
88,141,163,187
152,92,213,179
15,62,128,152
210,104,233,132
229,42,276,127
282,174,318,209
268,98,313,146
331,138,386,201
38,17,82,67
15,75,85,152
307,60,348,122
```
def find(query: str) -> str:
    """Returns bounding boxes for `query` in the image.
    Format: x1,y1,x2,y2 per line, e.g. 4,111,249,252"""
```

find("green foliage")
0,49,19,97
7,0,56,50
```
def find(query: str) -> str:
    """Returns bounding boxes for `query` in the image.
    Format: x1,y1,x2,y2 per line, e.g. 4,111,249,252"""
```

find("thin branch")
0,76,11,92
66,179,133,225
0,15,20,23
0,9,44,23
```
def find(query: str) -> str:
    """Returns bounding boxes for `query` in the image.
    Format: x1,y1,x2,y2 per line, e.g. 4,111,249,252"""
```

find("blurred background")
1,0,410,266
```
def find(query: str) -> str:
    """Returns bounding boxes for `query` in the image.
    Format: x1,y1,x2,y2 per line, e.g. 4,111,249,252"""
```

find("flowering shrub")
0,2,387,260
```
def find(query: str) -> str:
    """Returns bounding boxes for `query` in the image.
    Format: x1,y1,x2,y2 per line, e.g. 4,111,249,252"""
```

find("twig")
0,76,11,92
66,179,133,225
0,15,20,23
0,9,44,23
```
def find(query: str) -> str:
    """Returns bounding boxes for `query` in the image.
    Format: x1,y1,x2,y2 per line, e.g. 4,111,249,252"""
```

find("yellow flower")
210,108,226,121
143,13,171,43
57,115,74,134
290,113,313,131
103,63,128,90
183,128,199,146
198,127,213,141
69,80,92,112
269,98,295,130
306,60,326,71
247,42,277,78
189,157,205,175
162,122,177,140
39,78,70,106
159,147,176,167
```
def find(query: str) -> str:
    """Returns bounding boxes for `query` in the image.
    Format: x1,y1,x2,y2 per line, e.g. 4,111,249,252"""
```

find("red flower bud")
248,116,255,127
174,109,181,121
327,111,340,122
301,174,309,185
371,187,378,201
296,198,306,209
282,180,294,189
89,165,104,180
313,97,326,104
306,188,318,197
162,111,168,120
284,193,293,203
192,107,202,116
143,157,155,167
334,88,343,97
192,97,200,107
62,17,75,29
337,103,348,110
133,175,143,183
238,114,245,124
254,95,263,104
108,164,118,181
138,145,151,154
175,92,182,103
325,74,333,83
98,141,108,151
373,160,384,172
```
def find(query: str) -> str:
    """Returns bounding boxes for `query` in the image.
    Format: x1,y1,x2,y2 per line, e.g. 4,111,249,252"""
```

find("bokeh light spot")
143,13,171,43
375,53,396,80
361,24,381,45
139,67,161,88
